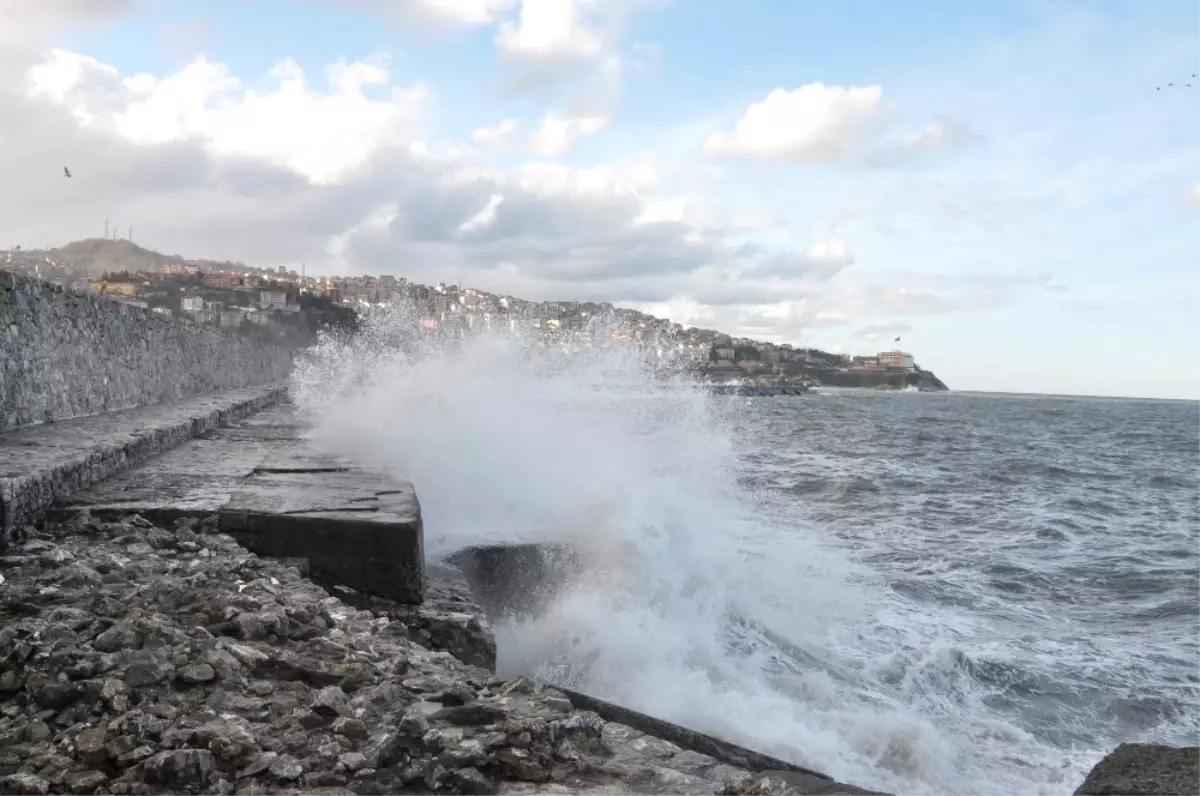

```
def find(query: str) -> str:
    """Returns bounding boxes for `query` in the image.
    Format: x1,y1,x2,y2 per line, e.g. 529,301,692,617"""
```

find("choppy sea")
295,320,1200,795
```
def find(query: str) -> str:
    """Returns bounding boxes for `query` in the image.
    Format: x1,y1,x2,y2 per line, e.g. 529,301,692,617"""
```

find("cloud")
856,320,913,342
29,49,427,185
702,83,977,168
702,83,887,164
492,0,625,95
868,115,978,166
1,41,1072,351
1187,180,1200,205
749,241,856,279
472,111,609,156
327,0,516,28
496,0,604,61
0,0,135,43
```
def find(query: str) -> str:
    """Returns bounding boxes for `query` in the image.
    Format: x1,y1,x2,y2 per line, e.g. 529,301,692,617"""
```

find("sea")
293,312,1200,796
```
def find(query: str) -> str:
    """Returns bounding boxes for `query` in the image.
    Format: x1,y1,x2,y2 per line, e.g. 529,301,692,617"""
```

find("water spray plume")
289,298,1102,795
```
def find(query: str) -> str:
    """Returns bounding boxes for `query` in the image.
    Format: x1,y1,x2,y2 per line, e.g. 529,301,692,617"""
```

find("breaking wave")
289,303,1194,795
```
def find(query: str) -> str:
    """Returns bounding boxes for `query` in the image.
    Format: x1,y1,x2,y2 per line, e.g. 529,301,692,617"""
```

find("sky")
0,0,1197,399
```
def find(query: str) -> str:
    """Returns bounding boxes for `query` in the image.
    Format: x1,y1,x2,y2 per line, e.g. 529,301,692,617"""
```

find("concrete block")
220,467,425,605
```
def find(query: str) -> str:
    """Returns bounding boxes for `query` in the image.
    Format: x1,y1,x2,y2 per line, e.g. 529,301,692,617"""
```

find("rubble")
0,511,848,795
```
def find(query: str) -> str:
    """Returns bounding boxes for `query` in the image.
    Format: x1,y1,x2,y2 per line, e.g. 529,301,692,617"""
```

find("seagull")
63,166,71,178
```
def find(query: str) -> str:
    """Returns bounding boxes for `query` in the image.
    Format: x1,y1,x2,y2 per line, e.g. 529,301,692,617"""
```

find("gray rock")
124,659,174,688
142,747,218,788
64,770,107,794
1075,744,1200,796
0,773,50,795
310,684,348,717
177,663,216,684
268,753,304,781
93,623,138,653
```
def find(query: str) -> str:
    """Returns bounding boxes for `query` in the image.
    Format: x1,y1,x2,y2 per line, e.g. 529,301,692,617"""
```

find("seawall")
0,270,293,432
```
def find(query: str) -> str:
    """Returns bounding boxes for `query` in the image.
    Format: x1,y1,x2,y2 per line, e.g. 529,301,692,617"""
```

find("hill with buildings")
1,240,947,390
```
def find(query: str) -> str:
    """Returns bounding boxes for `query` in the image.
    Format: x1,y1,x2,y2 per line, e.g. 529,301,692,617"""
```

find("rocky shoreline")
0,510,878,796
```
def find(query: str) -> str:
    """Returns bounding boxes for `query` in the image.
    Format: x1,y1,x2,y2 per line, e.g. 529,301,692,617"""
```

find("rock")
64,771,107,794
337,752,367,773
332,716,368,740
0,511,877,796
74,725,108,763
0,773,50,795
1075,744,1200,796
431,702,507,726
310,685,348,717
268,753,304,781
32,681,85,710
177,663,216,684
124,659,174,688
142,748,217,788
445,767,496,794
93,623,138,653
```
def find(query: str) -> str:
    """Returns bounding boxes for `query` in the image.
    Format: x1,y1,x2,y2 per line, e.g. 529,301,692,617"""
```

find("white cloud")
471,118,521,152
1187,181,1200,205
702,83,978,168
528,112,608,156
702,83,886,164
29,49,427,185
409,0,516,25
327,0,516,28
470,111,608,157
496,0,604,61
458,193,506,234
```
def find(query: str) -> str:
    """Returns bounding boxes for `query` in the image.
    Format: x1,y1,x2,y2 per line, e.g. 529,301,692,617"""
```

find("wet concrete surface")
0,385,286,549
56,402,426,604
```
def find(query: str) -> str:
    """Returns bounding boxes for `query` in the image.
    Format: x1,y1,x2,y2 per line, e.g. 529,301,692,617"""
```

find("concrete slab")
58,405,299,519
54,404,426,604
0,385,287,549
220,465,425,605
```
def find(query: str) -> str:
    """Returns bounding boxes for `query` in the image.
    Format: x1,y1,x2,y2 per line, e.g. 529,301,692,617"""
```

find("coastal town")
2,239,946,391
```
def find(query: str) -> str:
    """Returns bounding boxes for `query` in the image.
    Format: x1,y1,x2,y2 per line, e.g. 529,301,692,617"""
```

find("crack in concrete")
281,506,380,515
251,466,351,475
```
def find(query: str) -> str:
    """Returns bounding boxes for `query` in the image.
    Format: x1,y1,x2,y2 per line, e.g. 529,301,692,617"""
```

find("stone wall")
0,270,293,431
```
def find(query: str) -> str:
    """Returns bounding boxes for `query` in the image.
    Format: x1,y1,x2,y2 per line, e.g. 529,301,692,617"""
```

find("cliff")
815,367,949,392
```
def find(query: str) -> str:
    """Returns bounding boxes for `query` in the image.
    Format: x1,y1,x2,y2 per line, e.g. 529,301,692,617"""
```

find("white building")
878,350,916,372
259,290,289,311
180,296,205,313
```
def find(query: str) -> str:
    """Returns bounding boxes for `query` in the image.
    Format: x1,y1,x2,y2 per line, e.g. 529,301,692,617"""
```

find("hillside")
41,239,251,278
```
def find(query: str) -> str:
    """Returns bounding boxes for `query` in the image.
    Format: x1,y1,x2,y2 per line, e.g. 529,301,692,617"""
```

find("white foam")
291,304,1110,794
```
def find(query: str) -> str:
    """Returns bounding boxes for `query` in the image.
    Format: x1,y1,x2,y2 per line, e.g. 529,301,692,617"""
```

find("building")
878,350,916,372
89,281,139,297
259,290,289,311
180,296,205,313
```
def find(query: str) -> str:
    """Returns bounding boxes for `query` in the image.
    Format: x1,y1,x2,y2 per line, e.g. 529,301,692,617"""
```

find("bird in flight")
63,167,71,178
894,336,901,342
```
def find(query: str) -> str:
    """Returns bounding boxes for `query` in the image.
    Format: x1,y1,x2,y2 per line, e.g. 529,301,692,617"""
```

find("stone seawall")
0,270,294,432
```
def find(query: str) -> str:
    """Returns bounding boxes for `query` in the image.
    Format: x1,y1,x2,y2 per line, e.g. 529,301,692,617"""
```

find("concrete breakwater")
0,270,293,433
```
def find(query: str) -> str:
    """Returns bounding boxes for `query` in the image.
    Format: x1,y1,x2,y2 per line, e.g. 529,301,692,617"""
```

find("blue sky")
5,0,1198,398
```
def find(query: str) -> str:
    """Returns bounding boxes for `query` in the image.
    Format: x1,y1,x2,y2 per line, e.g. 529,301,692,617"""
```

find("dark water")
739,389,1199,779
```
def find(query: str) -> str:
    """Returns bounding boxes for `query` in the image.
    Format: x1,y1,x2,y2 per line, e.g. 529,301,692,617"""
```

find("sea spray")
291,302,1102,795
